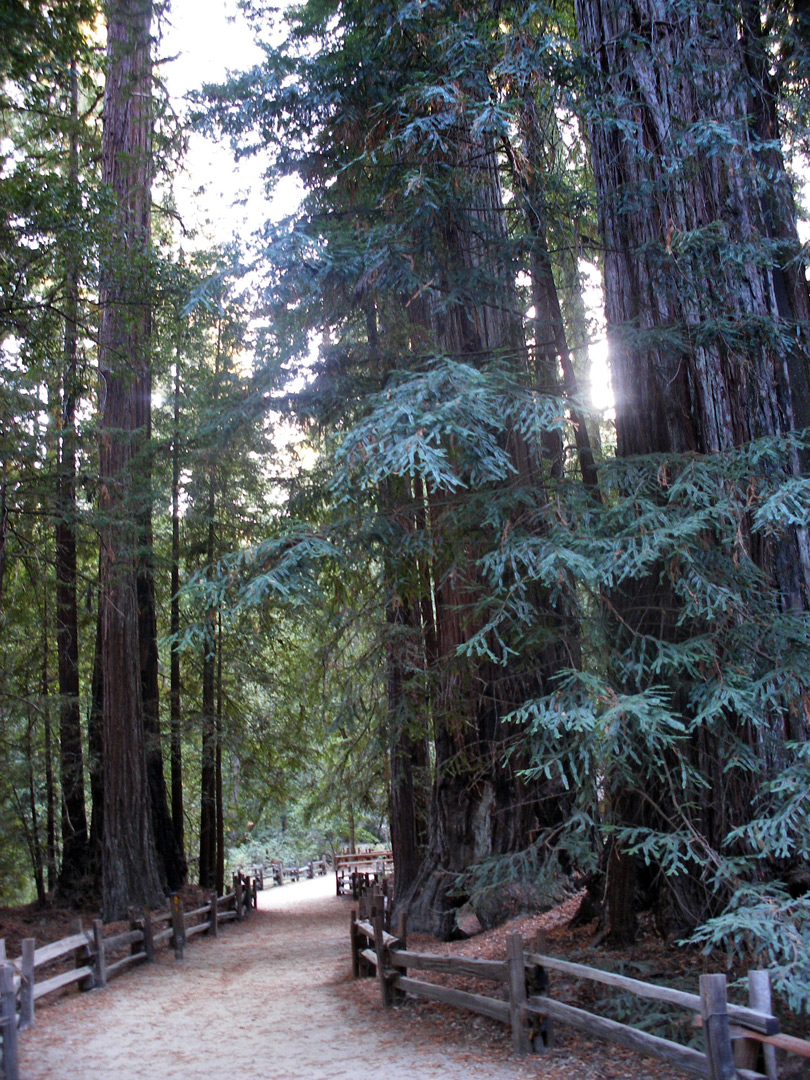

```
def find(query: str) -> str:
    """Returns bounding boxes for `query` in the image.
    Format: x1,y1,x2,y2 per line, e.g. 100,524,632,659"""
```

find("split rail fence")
238,856,329,890
350,893,810,1080
335,850,393,898
0,873,257,1080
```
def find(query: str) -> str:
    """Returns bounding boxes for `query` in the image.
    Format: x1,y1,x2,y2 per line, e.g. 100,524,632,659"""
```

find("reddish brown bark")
98,0,163,920
575,0,810,942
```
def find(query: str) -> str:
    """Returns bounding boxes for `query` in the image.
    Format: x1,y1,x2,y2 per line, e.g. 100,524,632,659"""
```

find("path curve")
17,875,528,1080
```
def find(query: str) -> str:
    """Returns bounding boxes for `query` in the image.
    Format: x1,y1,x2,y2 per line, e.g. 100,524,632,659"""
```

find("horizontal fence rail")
0,872,257,1080
350,887,810,1080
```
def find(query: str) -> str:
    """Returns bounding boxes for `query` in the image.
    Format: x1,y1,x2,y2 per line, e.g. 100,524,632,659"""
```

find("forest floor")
7,875,800,1079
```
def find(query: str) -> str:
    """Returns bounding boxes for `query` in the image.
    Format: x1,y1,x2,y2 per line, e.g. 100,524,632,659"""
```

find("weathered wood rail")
335,850,393,898
0,873,257,1080
350,898,810,1080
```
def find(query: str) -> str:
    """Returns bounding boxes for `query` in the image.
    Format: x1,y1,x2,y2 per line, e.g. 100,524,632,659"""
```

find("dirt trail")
17,875,530,1080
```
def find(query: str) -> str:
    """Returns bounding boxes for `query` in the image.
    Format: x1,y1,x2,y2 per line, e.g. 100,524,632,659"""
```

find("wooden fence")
335,850,393,897
241,856,329,889
350,895,810,1080
0,873,257,1080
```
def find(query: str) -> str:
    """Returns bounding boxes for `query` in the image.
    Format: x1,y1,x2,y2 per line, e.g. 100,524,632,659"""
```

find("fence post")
732,970,777,1080
92,920,107,989
527,930,552,1053
382,878,390,932
373,910,391,1007
208,893,219,938
170,894,185,960
128,909,142,961
71,918,94,991
234,875,244,921
700,973,736,1080
19,939,35,1030
1,962,20,1080
506,934,530,1057
350,910,360,978
391,912,407,1003
142,910,155,962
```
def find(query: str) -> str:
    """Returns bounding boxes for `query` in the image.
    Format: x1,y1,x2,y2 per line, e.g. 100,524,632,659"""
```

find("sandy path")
17,875,529,1080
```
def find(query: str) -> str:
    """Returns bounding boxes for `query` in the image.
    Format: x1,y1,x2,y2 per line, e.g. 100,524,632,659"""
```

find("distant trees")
0,0,286,916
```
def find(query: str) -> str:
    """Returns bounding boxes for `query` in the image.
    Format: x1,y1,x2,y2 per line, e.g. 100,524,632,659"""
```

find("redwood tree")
97,0,164,919
575,0,810,942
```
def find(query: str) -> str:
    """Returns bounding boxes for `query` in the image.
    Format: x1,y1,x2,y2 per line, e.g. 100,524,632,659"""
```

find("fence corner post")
1,961,20,1080
700,973,737,1080
506,933,530,1057
209,892,219,937
19,938,36,1030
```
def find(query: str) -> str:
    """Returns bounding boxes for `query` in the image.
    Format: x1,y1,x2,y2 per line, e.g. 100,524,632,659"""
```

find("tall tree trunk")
215,612,225,896
86,604,103,881
25,711,46,907
43,696,57,892
575,0,810,942
55,60,90,899
170,358,184,856
134,368,186,890
0,447,6,618
387,589,430,909
198,323,221,891
98,0,164,919
87,601,104,887
198,470,218,890
41,590,57,894
510,83,598,489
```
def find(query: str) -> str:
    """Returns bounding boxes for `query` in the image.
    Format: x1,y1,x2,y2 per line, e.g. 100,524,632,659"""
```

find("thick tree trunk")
575,0,810,942
403,128,571,937
55,61,90,899
98,0,164,919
